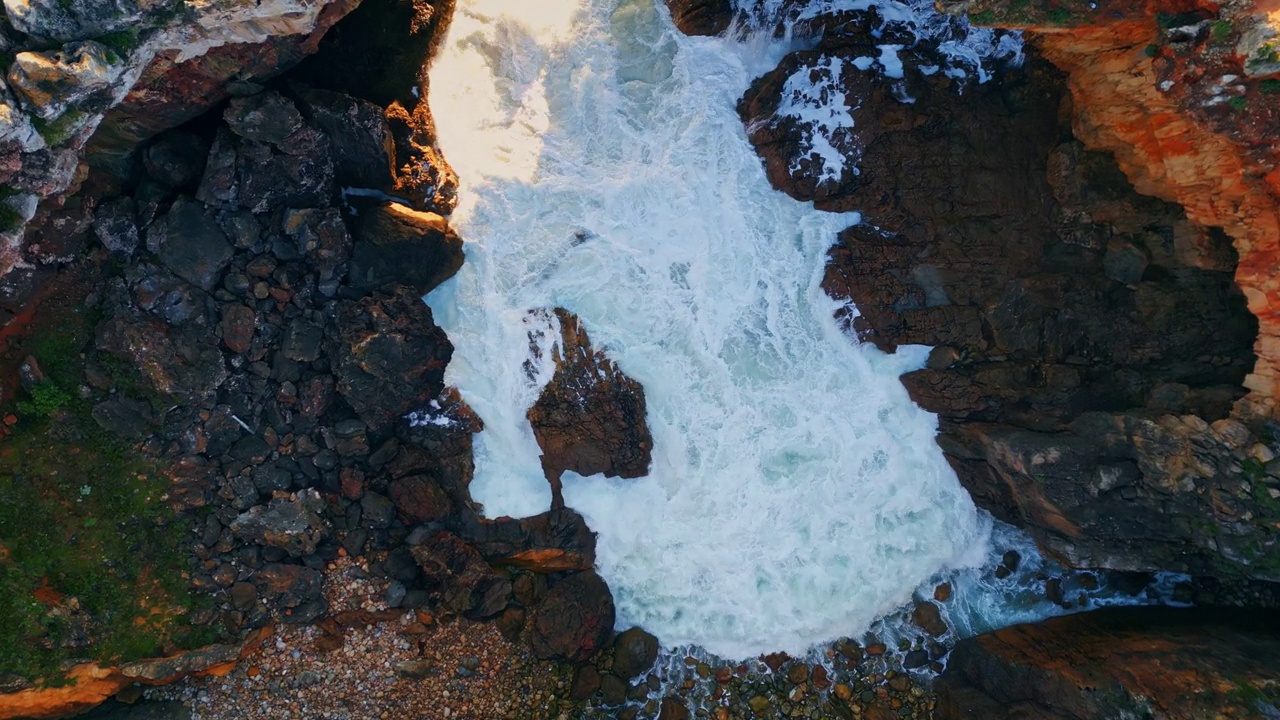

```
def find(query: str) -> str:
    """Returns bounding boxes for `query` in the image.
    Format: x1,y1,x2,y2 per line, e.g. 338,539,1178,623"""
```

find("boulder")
528,570,615,662
327,285,453,433
230,490,331,557
3,0,155,42
411,532,511,620
612,627,659,680
388,474,453,524
92,197,139,256
348,203,463,294
664,0,733,36
143,131,210,191
8,41,126,120
253,562,325,610
223,92,304,147
461,507,598,573
527,309,652,496
147,197,233,291
294,85,396,188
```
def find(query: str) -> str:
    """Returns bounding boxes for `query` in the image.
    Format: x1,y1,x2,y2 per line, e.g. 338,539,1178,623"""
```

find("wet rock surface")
936,606,1280,719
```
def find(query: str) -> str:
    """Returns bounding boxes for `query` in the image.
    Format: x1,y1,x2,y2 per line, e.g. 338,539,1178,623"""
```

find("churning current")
425,0,994,658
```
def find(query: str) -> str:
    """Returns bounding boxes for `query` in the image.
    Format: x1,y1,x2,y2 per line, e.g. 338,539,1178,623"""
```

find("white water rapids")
426,0,999,659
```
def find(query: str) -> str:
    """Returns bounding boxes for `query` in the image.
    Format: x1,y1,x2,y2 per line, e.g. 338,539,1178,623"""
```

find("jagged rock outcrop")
0,0,363,282
730,4,1278,581
936,607,1280,719
527,308,652,503
940,0,1280,410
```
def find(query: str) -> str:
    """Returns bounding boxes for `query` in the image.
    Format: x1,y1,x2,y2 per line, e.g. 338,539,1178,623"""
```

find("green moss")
0,204,23,233
15,382,71,419
0,308,203,685
1212,20,1233,41
1046,8,1073,25
31,109,89,147
1262,79,1280,95
95,30,139,62
1227,96,1248,111
1144,44,1160,58
970,9,995,25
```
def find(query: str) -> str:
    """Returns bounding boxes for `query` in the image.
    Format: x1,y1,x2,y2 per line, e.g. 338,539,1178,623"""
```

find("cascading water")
425,0,1076,660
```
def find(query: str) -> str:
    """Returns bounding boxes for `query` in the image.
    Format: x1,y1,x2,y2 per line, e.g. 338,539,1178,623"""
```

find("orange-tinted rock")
936,607,1280,719
954,1,1280,412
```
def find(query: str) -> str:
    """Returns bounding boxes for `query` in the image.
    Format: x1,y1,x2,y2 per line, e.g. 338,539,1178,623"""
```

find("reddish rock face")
528,570,616,663
936,607,1280,719
947,0,1280,411
527,308,653,503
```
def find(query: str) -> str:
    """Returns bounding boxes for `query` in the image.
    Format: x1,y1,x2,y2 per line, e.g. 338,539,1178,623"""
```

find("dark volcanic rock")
349,203,463,294
295,85,397,188
92,197,140,256
224,92,305,147
460,507,598,573
665,0,733,36
388,474,453,524
528,570,615,662
327,285,453,433
144,131,211,191
527,309,652,500
411,532,511,619
147,197,233,291
936,607,1280,719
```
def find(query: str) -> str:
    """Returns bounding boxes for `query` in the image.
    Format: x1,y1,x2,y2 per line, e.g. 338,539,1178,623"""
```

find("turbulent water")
426,0,999,658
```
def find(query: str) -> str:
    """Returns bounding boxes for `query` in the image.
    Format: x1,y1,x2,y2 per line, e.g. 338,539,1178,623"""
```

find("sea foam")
427,0,998,658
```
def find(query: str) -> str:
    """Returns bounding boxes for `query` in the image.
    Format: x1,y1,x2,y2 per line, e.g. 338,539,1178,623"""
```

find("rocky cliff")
0,0,364,315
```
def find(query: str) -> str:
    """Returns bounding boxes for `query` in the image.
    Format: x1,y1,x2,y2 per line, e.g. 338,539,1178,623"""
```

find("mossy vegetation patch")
0,290,208,685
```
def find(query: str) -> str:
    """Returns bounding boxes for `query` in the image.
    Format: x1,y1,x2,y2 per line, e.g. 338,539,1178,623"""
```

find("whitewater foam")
427,0,1001,658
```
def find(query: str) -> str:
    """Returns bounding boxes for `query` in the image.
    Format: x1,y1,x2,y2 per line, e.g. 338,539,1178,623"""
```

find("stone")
658,697,689,720
8,41,126,120
612,626,659,680
388,475,452,524
223,92,304,146
528,570,615,662
253,563,324,609
410,531,510,620
220,304,255,355
570,663,601,701
348,203,463,294
359,492,395,529
1102,239,1149,285
281,319,324,362
912,601,949,637
92,197,139,256
599,674,628,706
665,0,733,36
148,197,233,291
90,396,153,438
294,86,396,188
327,285,453,433
230,490,331,557
4,0,155,42
936,607,1280,720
